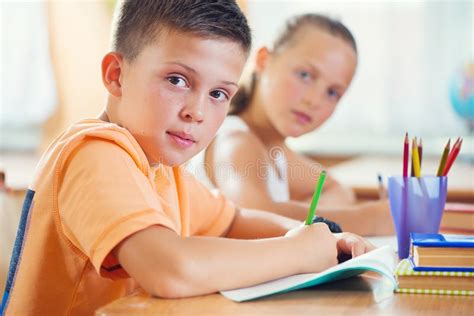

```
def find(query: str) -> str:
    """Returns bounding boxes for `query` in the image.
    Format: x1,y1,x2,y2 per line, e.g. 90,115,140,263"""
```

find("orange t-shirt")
2,119,235,315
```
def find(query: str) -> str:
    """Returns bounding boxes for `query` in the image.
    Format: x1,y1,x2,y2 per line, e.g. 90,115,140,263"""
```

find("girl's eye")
297,70,312,82
210,90,229,101
167,76,188,88
328,88,340,99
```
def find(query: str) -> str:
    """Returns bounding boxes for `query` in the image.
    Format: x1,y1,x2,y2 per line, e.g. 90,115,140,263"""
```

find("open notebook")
221,245,397,302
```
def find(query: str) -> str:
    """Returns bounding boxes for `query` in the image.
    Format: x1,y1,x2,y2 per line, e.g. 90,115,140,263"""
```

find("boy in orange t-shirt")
1,1,374,315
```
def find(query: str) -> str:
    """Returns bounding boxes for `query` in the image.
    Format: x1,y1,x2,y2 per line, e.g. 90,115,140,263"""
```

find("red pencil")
403,133,409,177
442,138,462,176
445,137,460,162
446,137,461,166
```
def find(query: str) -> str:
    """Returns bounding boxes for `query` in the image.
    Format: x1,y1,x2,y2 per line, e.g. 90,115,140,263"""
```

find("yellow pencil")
412,137,421,177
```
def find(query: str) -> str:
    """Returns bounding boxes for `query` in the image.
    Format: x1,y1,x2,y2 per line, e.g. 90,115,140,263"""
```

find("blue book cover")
410,233,474,248
409,256,474,272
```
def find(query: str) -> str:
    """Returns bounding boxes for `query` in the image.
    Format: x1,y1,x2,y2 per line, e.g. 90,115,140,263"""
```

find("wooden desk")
329,156,474,203
96,274,473,315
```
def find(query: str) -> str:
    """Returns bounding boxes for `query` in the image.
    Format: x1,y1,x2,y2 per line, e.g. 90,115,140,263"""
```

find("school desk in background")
329,157,473,203
441,202,474,233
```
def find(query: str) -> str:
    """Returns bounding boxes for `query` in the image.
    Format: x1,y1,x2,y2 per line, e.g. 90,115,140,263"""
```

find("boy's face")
113,30,247,166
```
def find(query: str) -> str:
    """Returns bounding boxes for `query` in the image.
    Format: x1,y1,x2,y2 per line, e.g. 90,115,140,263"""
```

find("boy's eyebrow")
165,61,238,87
166,61,197,74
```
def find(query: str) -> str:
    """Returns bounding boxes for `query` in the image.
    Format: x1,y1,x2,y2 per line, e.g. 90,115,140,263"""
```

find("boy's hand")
285,223,338,273
334,232,375,259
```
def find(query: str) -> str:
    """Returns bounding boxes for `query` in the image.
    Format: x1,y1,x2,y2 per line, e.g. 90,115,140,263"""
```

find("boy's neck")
98,110,110,122
239,93,285,147
99,97,120,124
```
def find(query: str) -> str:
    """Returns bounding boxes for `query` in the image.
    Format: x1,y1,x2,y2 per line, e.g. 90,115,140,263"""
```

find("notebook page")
221,245,397,302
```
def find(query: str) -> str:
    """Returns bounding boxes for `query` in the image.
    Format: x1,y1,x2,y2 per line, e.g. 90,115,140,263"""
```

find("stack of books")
440,202,474,233
395,233,474,296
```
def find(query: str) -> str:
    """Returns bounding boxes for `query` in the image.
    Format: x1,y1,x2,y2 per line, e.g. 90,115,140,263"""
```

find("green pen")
305,170,327,225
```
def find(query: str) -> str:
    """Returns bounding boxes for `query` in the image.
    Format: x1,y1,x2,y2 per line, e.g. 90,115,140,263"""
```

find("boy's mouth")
166,131,197,148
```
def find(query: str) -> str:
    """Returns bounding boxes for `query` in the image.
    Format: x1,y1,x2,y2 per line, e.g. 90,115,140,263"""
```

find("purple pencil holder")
388,176,448,259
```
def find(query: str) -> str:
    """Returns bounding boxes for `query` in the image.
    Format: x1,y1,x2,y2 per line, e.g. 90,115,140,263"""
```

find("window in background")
1,1,57,151
246,0,473,157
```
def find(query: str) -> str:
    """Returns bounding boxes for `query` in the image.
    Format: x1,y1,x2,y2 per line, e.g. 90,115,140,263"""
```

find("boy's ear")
255,47,270,74
101,52,124,97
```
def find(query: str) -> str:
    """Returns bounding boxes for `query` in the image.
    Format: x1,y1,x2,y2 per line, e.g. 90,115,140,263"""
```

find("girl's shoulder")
218,115,250,134
211,117,269,163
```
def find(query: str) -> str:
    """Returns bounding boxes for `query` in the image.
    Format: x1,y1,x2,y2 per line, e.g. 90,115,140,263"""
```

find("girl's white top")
187,115,290,202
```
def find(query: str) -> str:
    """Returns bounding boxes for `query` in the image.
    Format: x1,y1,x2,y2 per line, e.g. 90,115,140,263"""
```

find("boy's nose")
180,98,205,123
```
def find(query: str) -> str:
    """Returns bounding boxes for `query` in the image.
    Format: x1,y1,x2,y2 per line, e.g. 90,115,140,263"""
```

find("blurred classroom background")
1,0,473,290
1,0,473,157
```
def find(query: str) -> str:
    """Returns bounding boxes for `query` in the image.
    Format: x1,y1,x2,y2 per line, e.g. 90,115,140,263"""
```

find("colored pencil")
403,133,409,177
446,137,461,167
442,138,462,176
436,139,451,176
418,138,423,168
412,137,421,177
377,173,386,199
305,171,327,225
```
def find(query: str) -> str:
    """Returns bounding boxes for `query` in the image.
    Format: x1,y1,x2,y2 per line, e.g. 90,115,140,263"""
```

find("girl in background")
189,14,393,235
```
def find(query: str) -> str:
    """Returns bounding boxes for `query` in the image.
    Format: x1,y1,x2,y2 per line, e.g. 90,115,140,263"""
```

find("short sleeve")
58,139,177,279
179,167,236,237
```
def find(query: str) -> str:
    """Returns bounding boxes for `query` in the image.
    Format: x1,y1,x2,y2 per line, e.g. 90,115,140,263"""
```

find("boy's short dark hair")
113,0,252,61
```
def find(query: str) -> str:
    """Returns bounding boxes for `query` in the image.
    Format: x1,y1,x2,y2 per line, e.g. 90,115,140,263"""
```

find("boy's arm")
113,221,373,299
222,207,300,239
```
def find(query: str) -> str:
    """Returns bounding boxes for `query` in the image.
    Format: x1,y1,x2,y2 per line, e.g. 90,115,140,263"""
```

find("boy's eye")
327,88,340,99
210,90,229,101
167,75,188,88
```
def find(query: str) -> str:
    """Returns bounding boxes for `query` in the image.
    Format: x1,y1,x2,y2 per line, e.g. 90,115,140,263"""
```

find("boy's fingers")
337,234,376,258
365,239,376,252
351,240,365,257
336,235,353,255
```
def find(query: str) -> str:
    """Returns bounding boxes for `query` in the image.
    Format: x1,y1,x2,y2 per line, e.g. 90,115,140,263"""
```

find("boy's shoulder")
62,119,149,165
34,119,150,183
60,119,134,144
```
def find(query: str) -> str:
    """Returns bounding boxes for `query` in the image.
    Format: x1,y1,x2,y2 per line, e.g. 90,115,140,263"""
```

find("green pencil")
305,170,327,225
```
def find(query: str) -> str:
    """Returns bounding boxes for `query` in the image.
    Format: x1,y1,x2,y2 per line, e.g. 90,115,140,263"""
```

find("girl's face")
255,26,357,138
